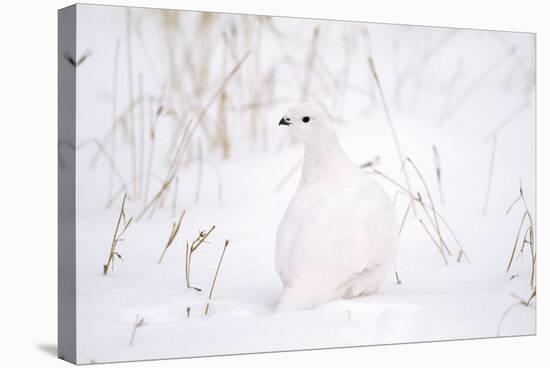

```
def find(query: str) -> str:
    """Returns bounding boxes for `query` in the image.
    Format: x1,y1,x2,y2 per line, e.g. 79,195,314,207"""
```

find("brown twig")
103,193,133,275
158,210,186,264
419,219,448,265
172,177,179,218
444,47,514,121
138,51,251,221
185,225,216,290
194,140,203,204
393,261,402,285
205,240,230,315
368,57,416,216
78,139,127,195
126,8,137,197
505,181,535,289
129,315,145,346
109,40,120,202
432,145,444,204
404,158,450,256
482,135,498,214
366,167,469,263
483,100,530,142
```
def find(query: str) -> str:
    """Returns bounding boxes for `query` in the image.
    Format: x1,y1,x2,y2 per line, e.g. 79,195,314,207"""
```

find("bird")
274,102,398,312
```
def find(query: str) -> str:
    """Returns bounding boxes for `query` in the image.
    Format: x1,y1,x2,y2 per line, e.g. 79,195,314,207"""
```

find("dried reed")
185,226,216,290
432,145,444,204
368,56,416,216
109,40,120,201
365,165,469,264
129,315,145,346
137,51,250,221
103,193,133,275
482,135,498,214
506,181,535,289
204,240,230,315
158,210,186,264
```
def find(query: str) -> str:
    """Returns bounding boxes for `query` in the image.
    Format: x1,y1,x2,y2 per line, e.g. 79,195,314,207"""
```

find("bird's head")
278,102,336,147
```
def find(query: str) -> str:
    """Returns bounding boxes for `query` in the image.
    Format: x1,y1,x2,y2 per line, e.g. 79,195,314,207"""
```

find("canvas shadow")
36,343,58,357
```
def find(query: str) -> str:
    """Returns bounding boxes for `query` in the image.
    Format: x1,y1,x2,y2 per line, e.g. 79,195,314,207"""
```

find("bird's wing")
278,178,394,294
275,199,300,287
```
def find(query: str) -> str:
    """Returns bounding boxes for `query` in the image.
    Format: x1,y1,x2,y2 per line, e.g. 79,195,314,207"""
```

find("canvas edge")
58,4,77,365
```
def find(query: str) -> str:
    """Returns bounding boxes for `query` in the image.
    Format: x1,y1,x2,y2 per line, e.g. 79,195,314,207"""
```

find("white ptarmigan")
275,102,398,312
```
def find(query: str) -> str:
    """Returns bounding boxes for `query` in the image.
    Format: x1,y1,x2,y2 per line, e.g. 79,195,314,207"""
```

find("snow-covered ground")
70,4,535,364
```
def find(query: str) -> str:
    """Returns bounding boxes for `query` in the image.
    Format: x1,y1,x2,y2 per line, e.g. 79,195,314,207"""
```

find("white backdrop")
0,0,547,367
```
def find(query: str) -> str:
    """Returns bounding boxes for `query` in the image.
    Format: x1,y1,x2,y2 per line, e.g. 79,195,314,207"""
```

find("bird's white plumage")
275,103,398,312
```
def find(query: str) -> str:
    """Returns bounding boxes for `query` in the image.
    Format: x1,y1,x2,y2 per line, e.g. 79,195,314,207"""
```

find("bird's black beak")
279,117,291,126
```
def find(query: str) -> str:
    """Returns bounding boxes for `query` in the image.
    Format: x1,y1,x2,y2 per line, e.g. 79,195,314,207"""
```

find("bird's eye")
302,116,310,123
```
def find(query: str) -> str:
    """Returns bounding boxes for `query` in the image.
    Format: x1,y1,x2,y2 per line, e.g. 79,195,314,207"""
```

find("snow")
71,4,535,364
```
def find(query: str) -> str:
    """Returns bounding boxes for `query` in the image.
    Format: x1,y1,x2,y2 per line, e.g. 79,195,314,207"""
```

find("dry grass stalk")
492,33,534,92
444,47,513,121
172,177,179,218
109,40,120,201
105,172,165,209
368,56,416,216
126,8,137,197
393,261,402,285
457,249,464,263
138,73,145,198
419,219,448,265
506,181,535,289
496,290,536,337
58,140,74,169
204,239,230,316
129,315,145,346
217,91,230,158
497,183,537,337
416,192,451,256
432,145,444,204
482,135,498,214
366,166,469,263
103,193,133,275
525,288,536,306
496,303,522,337
138,51,251,221
144,98,156,204
64,49,92,68
194,140,203,204
404,158,451,257
158,210,186,264
184,155,225,206
359,156,381,169
483,100,530,142
437,59,463,125
301,26,320,100
511,290,537,307
185,240,190,287
194,50,251,130
398,199,413,235
135,173,176,222
393,29,459,106
185,225,216,290
78,139,127,197
135,18,161,85
89,118,118,168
